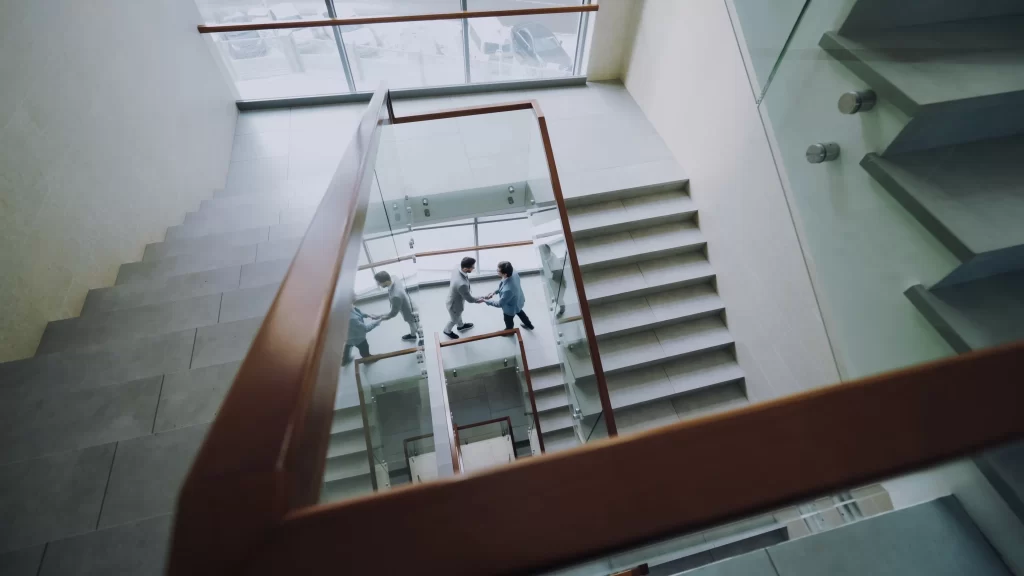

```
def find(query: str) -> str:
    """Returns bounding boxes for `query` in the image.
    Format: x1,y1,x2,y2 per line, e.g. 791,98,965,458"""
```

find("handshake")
476,292,495,304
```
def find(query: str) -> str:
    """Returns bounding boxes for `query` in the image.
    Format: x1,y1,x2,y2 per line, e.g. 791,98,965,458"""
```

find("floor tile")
591,296,657,336
219,283,278,324
596,330,665,372
582,264,646,300
155,362,240,433
256,237,301,262
629,222,703,255
97,425,209,529
39,515,172,576
0,545,44,576
663,350,745,395
239,259,291,289
144,227,268,262
235,109,290,135
621,191,695,220
605,365,674,408
654,316,733,358
614,400,679,435
0,444,115,553
645,284,723,323
83,267,240,315
575,232,636,267
0,376,161,464
638,253,715,289
191,317,263,369
686,550,777,576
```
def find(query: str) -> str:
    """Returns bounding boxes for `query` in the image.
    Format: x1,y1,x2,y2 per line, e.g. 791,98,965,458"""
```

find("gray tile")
0,330,194,397
191,317,263,369
256,237,301,262
82,267,240,315
582,264,647,300
596,330,665,372
560,159,687,203
97,425,209,529
663,351,745,396
0,376,161,465
239,259,291,289
686,550,778,576
484,375,523,413
654,317,733,358
591,296,657,336
0,444,115,553
671,381,747,419
0,545,45,576
637,253,715,289
767,497,1011,576
235,108,290,135
575,232,636,267
39,515,171,576
114,245,255,286
621,190,696,220
155,363,240,433
231,129,290,162
566,200,627,230
267,220,310,242
613,400,679,435
224,156,289,193
605,365,674,408
645,284,724,323
144,227,268,262
37,294,221,355
219,283,279,323
629,222,704,255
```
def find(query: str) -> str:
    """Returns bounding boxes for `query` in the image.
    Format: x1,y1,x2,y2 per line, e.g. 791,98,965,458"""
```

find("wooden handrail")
168,85,391,576
357,240,534,271
248,341,1024,576
197,5,599,34
435,333,461,475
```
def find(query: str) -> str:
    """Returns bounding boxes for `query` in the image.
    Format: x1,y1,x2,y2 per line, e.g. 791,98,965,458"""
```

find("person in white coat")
444,256,482,339
374,271,418,342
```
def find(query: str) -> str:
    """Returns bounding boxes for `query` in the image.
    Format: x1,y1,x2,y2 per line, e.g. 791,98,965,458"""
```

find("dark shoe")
444,331,459,339
401,334,417,341
457,323,474,331
522,323,535,330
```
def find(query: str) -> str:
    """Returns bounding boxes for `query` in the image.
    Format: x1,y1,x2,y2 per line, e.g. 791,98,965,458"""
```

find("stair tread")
589,284,725,338
37,294,220,355
582,253,715,303
530,366,566,392
821,15,1024,115
83,266,242,316
568,191,696,235
575,223,705,269
540,428,580,453
116,245,256,286
145,227,269,262
605,350,744,410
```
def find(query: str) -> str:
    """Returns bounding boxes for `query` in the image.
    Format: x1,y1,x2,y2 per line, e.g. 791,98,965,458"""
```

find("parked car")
469,17,512,57
218,12,268,60
510,22,572,72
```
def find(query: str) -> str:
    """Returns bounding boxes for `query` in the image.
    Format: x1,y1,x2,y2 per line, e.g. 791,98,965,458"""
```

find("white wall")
622,0,840,401
0,0,236,361
584,0,642,81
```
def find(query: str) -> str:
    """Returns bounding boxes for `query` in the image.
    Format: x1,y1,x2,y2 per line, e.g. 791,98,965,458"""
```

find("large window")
198,0,593,100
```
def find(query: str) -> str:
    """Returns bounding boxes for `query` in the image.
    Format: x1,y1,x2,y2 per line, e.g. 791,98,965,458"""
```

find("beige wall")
584,0,642,81
0,0,236,361
622,0,841,400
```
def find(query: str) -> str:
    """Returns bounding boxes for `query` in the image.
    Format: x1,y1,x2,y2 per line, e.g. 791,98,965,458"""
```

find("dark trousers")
342,340,370,366
503,310,532,330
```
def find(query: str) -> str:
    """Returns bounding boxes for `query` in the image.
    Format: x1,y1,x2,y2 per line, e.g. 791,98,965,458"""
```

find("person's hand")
475,297,485,303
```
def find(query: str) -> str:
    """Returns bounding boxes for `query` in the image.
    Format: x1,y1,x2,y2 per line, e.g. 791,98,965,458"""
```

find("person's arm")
364,317,382,332
381,293,400,320
458,282,478,303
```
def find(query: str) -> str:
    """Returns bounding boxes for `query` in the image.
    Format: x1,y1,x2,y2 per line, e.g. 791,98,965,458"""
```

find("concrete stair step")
200,184,324,214
568,191,697,239
183,204,281,231
534,386,570,413
605,350,744,412
323,450,371,483
328,427,368,459
166,210,311,242
589,284,725,340
576,223,706,272
862,134,1024,286
322,472,373,503
539,408,574,434
239,258,293,290
144,227,269,262
190,317,264,370
115,245,256,286
219,283,280,324
562,164,688,208
0,329,195,397
583,252,716,304
570,316,735,379
540,427,580,454
529,365,566,392
83,266,241,316
37,294,221,355
155,361,241,433
332,406,364,435
256,237,301,263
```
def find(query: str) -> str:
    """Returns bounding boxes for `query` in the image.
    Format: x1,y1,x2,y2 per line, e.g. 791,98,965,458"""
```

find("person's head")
374,271,392,288
460,256,476,273
497,261,513,278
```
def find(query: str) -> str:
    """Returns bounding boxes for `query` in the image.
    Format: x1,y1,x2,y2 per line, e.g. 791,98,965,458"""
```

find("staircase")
533,180,747,449
819,0,1024,352
0,177,325,565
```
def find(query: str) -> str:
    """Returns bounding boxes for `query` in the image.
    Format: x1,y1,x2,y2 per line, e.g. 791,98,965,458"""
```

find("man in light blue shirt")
484,261,535,331
343,306,382,365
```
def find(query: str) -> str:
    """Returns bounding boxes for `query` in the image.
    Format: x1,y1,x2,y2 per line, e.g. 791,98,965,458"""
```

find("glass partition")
464,5,584,83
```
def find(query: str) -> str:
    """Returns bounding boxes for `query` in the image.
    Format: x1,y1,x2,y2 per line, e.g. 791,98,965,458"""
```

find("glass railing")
195,3,599,100
438,328,543,473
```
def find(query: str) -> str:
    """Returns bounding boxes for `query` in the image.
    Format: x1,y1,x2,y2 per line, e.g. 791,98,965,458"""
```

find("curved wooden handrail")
248,341,1024,576
197,5,599,34
168,84,391,576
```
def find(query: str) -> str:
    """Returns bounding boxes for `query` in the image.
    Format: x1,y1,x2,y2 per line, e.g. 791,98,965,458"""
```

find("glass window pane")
479,245,539,272
466,2,582,83
410,225,474,253
478,219,532,245
210,24,350,100
338,16,466,91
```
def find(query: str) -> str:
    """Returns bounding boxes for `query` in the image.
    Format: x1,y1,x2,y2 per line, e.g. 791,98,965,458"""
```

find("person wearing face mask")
373,270,418,342
444,256,483,340
482,260,534,331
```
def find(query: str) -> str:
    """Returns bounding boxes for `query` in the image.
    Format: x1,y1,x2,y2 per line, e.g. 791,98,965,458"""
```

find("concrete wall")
621,0,841,401
584,0,642,81
0,0,236,361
